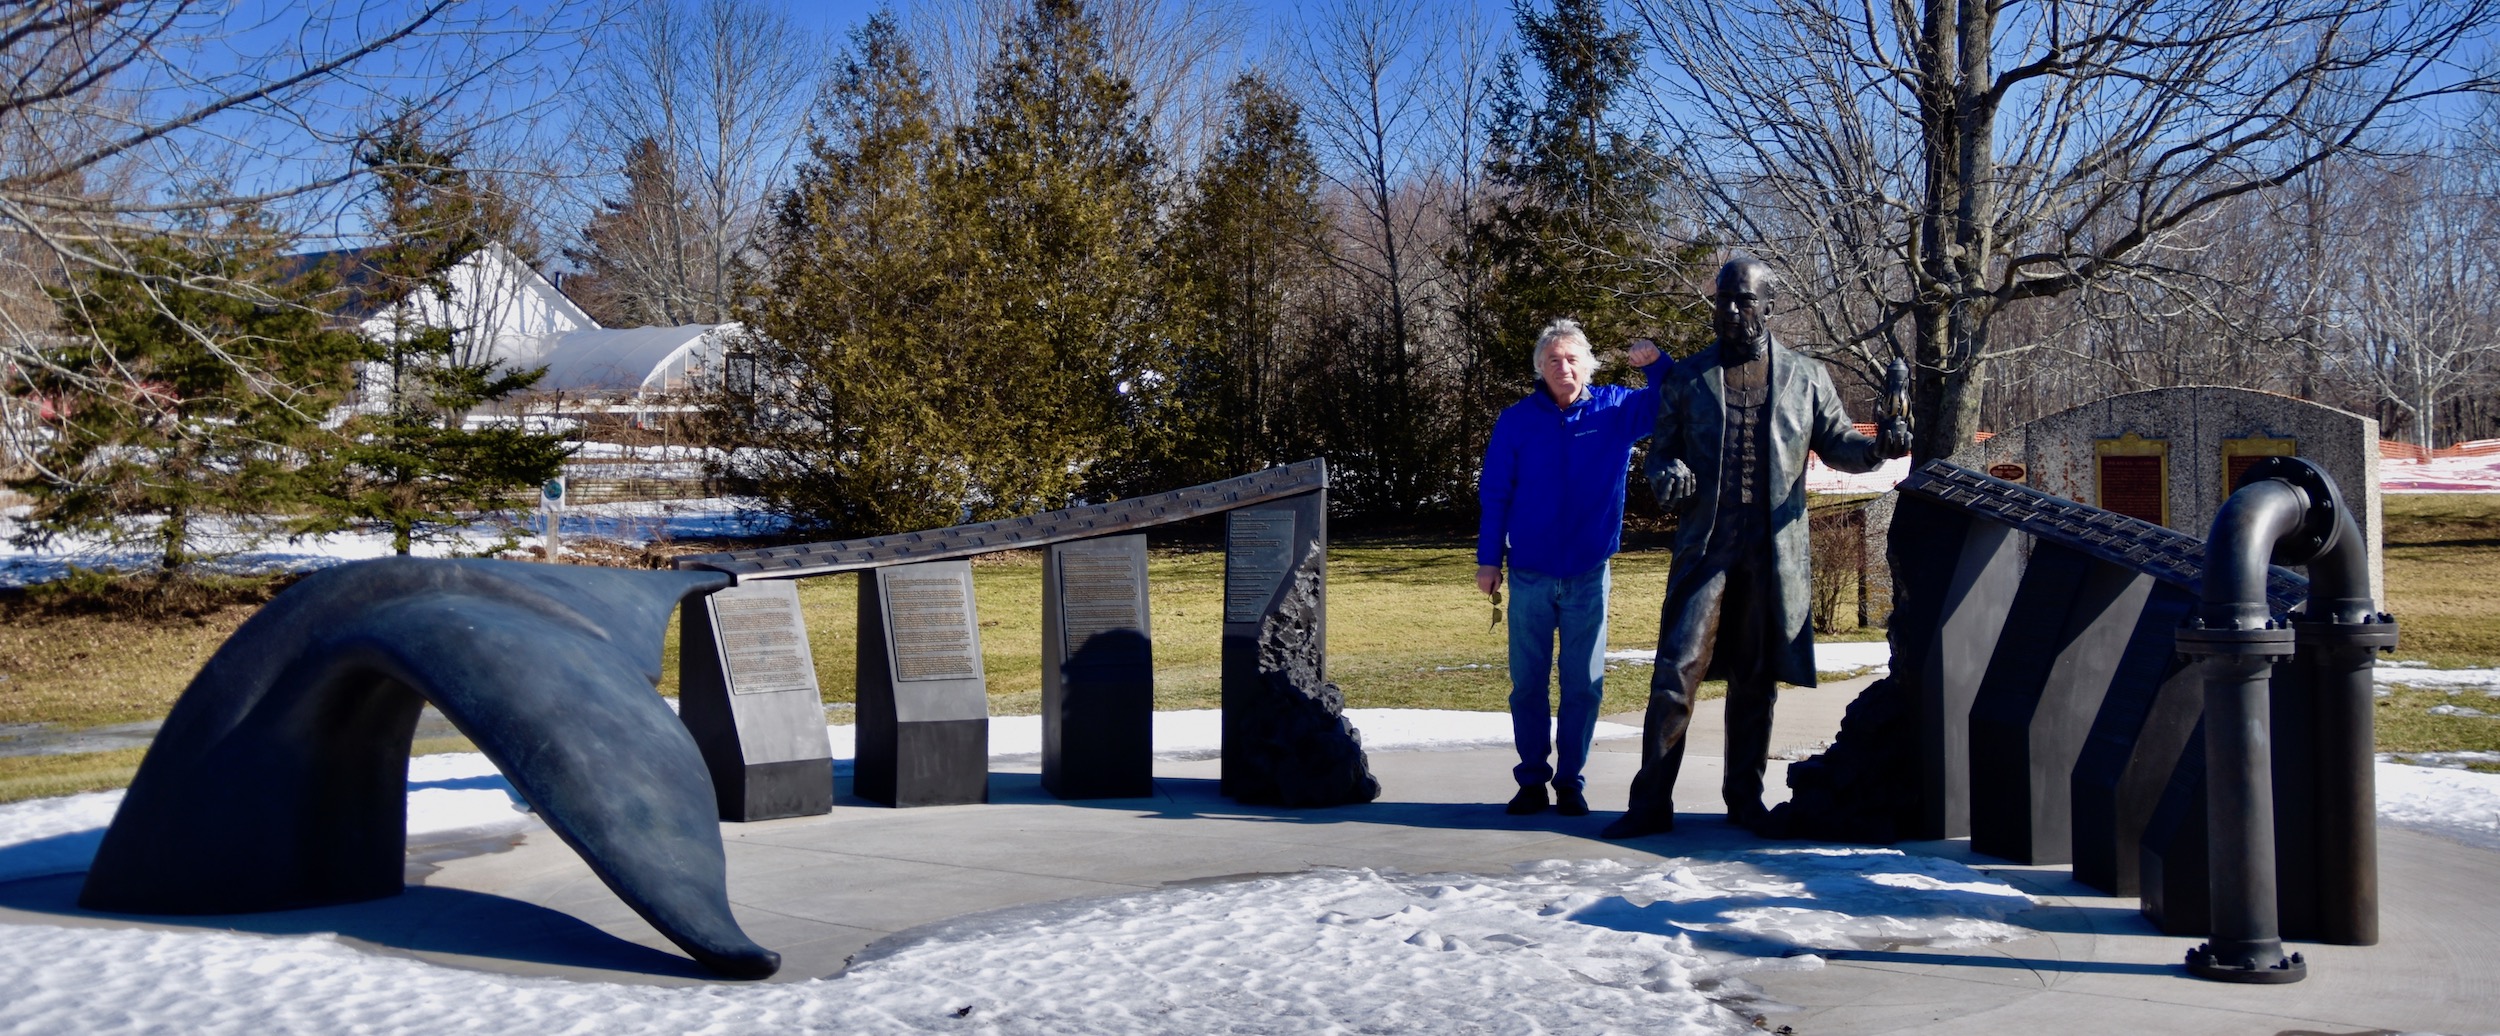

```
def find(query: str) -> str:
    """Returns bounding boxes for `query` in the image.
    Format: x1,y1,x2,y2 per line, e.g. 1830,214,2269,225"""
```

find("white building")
292,241,735,422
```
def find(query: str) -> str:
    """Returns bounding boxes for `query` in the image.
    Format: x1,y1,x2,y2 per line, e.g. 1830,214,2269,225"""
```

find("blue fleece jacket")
1476,366,1663,579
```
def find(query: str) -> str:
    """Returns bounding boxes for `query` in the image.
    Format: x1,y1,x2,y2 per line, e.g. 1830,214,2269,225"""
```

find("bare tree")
1287,0,1489,515
571,0,823,325
0,0,583,474
2337,149,2500,448
1625,0,2500,461
904,0,1251,171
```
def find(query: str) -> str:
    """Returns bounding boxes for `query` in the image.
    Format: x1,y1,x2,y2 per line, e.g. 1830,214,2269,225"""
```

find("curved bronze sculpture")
77,558,782,979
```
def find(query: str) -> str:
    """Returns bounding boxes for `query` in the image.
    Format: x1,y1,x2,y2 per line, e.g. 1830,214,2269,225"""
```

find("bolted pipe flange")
2186,943,2307,984
2176,623,2297,662
2235,456,2343,566
2290,614,2399,652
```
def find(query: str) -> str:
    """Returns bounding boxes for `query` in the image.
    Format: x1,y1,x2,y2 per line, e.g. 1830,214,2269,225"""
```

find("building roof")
281,241,596,331
532,324,729,396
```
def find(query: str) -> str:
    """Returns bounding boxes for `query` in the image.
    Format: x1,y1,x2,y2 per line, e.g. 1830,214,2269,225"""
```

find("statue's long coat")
1643,338,1892,687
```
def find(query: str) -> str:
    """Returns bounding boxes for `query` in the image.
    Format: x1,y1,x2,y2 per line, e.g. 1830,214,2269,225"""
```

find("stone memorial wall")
1971,387,2383,601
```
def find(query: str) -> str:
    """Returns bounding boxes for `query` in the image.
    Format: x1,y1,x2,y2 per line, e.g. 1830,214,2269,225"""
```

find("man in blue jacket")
1477,318,1663,817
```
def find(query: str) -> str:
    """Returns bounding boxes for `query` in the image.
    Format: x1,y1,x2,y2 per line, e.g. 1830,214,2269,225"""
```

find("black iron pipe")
2178,475,2311,984
2272,455,2394,946
2295,618,2389,946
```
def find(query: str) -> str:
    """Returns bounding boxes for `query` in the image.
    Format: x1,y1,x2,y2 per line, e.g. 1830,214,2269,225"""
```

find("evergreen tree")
1464,0,1700,415
8,208,361,573
711,12,979,536
1153,73,1329,487
943,0,1161,512
295,117,570,556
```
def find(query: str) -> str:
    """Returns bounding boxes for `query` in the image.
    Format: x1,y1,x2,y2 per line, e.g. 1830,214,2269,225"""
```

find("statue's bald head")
1713,258,1778,304
1711,257,1777,358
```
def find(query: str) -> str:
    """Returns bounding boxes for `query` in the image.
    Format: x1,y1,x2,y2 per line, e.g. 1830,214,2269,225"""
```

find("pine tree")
295,117,570,556
711,13,980,536
9,208,361,573
1465,0,1701,405
943,0,1161,512
1153,73,1329,487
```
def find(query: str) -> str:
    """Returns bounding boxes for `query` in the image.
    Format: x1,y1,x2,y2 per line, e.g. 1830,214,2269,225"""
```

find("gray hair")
1531,318,1596,375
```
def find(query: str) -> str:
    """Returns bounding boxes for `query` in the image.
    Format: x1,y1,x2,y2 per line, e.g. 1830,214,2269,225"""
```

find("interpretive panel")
881,568,981,683
857,560,989,806
1058,543,1147,657
710,584,817,696
2096,434,2170,527
1225,510,1295,623
1043,535,1154,799
677,580,834,821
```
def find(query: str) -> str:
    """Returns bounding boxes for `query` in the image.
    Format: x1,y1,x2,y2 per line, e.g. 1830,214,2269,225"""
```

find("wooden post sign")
677,579,835,821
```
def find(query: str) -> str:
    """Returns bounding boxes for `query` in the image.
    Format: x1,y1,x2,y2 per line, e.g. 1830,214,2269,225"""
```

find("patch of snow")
2376,759,2500,851
0,852,2035,1034
0,498,782,588
2376,665,2500,694
1605,641,1893,678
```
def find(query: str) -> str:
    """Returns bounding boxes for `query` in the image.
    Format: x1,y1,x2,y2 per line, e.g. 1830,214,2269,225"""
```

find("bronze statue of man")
1601,257,1910,840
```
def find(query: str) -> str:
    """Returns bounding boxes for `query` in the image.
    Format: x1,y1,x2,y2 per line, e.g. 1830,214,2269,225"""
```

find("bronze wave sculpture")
77,558,782,979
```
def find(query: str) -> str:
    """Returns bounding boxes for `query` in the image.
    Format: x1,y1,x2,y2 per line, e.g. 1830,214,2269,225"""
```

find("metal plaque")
880,567,981,683
2094,433,2170,527
1225,510,1295,623
707,581,818,696
1058,544,1146,655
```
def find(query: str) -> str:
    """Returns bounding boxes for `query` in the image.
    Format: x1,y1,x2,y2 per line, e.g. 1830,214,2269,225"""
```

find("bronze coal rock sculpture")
77,557,782,980
1230,543,1381,807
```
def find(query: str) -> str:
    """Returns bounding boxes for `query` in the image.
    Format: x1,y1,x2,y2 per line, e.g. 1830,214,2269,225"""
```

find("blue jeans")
1507,562,1610,791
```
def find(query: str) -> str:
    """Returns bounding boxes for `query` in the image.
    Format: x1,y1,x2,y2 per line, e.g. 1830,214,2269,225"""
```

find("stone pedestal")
855,560,989,807
1043,535,1154,799
678,580,835,821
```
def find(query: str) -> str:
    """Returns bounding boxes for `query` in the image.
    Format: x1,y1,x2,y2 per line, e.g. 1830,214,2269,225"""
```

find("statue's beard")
1722,322,1766,361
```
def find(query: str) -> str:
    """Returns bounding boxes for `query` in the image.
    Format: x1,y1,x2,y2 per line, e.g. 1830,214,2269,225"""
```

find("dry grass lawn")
2,493,2493,804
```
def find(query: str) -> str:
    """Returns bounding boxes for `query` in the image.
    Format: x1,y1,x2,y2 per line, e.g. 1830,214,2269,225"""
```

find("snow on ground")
2376,754,2500,851
0,498,784,588
2376,660,2500,695
1606,641,1894,678
1804,455,1912,495
0,850,2032,1035
2381,451,2500,493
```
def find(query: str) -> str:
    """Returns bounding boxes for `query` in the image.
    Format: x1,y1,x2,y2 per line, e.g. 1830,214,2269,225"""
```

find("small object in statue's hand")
1490,589,1503,631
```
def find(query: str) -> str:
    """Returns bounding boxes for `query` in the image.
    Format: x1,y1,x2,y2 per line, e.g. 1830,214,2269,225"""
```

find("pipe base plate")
2184,943,2307,984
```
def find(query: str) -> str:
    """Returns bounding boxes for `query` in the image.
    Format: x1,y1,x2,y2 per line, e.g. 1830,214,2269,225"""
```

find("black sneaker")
1554,785,1590,817
1504,784,1549,815
1599,811,1674,839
